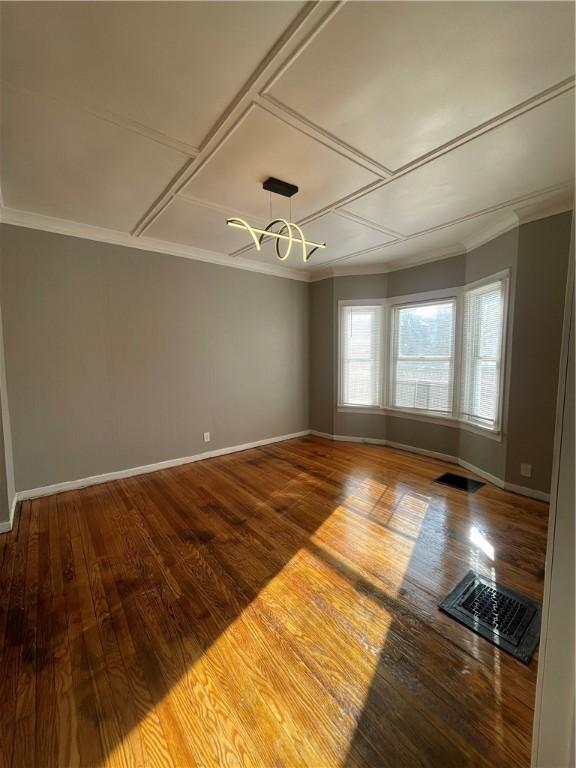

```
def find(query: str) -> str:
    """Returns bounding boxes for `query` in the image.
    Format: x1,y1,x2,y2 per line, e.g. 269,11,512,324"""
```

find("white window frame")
337,299,386,409
459,271,510,434
389,296,458,417
336,272,509,440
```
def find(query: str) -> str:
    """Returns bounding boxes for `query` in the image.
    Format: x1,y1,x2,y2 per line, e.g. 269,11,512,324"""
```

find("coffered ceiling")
0,1,574,281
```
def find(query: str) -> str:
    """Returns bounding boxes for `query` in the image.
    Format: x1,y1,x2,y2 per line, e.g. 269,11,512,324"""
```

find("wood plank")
12,502,39,768
0,501,31,768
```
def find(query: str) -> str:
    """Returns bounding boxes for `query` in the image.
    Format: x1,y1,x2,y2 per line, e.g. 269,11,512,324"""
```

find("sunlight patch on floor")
103,479,433,768
467,533,505,749
313,486,431,597
385,491,432,539
301,491,431,765
470,525,495,560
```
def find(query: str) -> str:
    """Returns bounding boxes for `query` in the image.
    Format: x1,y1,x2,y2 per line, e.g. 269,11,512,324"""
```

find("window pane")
395,360,451,411
478,290,503,359
392,300,455,413
398,303,454,357
473,360,498,422
345,360,377,405
349,311,375,357
460,280,506,429
341,306,382,407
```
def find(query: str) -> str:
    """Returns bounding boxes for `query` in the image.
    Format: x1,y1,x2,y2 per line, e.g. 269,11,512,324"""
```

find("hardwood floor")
0,436,548,768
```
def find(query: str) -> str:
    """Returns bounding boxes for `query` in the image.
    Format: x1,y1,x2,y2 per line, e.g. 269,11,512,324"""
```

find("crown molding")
515,192,574,225
2,201,572,286
461,211,519,252
463,186,574,250
0,207,311,282
383,245,466,273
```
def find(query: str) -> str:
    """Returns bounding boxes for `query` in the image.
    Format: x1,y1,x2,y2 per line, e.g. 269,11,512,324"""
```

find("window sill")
336,405,503,443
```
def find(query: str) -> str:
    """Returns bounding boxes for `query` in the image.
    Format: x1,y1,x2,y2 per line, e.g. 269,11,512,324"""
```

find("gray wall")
387,254,465,296
0,224,309,491
532,221,574,766
506,213,572,492
310,212,573,493
309,278,334,435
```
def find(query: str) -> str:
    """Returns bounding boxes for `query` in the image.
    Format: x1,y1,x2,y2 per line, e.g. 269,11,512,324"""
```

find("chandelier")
226,178,326,262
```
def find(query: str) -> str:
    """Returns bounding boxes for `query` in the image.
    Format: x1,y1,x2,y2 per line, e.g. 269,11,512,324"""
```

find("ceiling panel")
270,1,575,169
344,92,575,235
145,197,253,254
180,106,378,220
1,86,187,232
1,1,304,149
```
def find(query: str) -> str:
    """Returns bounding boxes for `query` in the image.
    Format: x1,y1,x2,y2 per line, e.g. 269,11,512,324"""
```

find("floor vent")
440,570,541,663
434,472,484,493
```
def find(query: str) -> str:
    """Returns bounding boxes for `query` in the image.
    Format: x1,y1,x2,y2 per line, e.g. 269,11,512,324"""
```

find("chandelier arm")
226,218,261,251
286,222,308,262
260,218,293,260
304,245,320,262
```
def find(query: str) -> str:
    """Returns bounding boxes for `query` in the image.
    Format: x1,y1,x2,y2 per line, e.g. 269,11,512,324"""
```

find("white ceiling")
0,1,574,280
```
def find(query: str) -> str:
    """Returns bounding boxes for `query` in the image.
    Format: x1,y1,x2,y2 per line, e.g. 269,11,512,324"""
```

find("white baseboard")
335,434,387,445
12,428,550,506
458,458,505,489
0,493,18,533
502,482,550,503
459,459,550,501
312,430,458,464
16,430,311,502
310,431,550,501
311,430,388,447
385,439,459,465
309,430,334,440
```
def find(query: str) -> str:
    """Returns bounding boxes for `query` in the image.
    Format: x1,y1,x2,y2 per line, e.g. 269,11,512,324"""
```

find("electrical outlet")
520,463,532,478
203,432,211,443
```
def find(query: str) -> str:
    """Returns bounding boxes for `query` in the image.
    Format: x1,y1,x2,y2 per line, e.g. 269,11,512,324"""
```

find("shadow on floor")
2,437,363,766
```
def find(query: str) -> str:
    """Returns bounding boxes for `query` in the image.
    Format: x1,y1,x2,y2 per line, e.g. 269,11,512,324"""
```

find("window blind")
341,305,382,406
460,280,505,429
391,299,456,413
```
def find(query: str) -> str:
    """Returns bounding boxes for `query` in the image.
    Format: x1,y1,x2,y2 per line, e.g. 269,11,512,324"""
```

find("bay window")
338,273,508,434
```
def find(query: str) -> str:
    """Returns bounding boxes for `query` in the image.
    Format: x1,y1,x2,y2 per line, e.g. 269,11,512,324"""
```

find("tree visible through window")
391,300,455,413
